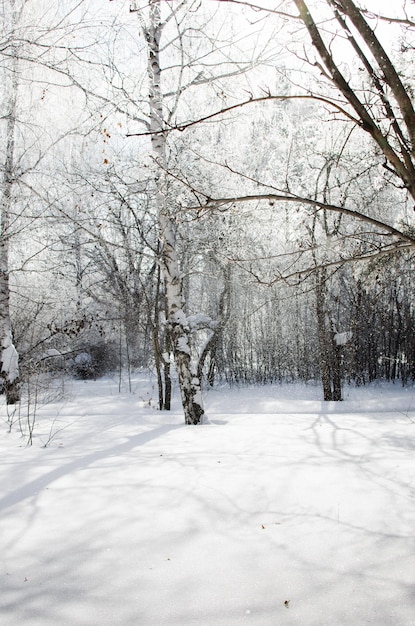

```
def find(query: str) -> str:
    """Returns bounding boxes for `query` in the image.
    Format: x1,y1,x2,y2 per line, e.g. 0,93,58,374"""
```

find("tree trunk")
331,322,342,401
294,0,415,201
0,8,20,404
197,265,231,386
144,0,204,424
315,272,333,401
151,260,170,410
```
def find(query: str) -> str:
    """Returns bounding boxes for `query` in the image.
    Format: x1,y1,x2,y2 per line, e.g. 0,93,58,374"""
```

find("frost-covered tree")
0,0,23,403
4,0,415,408
293,0,415,202
132,0,204,424
0,0,119,393
158,0,414,384
118,0,279,421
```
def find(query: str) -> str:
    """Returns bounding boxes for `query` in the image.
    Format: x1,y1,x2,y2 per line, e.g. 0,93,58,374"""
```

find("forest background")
1,0,415,424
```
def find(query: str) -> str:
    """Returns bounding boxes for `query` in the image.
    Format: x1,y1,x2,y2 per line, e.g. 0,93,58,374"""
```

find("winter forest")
2,2,415,624
0,0,414,422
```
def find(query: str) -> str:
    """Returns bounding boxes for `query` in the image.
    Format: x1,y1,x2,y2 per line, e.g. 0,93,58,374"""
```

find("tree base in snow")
2,378,20,404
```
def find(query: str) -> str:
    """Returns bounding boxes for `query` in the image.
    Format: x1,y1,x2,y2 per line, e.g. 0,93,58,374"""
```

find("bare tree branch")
127,92,358,136
188,192,415,246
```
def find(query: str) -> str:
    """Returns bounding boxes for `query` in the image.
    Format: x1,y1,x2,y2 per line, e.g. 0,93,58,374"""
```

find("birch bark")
143,0,204,424
0,1,20,403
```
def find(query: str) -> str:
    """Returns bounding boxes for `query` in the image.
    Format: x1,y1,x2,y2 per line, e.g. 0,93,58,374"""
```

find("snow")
74,353,92,365
334,331,353,346
171,309,189,328
1,376,415,625
42,349,62,358
187,314,218,329
176,336,190,355
1,343,19,382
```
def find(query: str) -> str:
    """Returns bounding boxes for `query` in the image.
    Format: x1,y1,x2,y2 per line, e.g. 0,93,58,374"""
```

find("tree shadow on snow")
0,424,182,513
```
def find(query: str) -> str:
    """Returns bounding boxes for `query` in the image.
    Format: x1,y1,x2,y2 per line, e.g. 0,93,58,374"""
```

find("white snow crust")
187,314,218,329
1,343,19,382
1,376,415,625
334,331,353,346
176,336,190,355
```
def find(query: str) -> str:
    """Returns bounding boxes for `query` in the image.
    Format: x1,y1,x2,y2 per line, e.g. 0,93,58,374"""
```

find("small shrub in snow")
69,342,119,379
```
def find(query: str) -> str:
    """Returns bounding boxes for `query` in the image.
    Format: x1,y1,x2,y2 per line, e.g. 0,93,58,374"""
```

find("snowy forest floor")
1,374,415,625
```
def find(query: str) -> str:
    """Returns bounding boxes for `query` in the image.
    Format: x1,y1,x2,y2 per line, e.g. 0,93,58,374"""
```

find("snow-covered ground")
1,375,415,625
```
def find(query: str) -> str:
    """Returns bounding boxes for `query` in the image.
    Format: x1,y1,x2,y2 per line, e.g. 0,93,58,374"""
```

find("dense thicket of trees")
1,0,414,419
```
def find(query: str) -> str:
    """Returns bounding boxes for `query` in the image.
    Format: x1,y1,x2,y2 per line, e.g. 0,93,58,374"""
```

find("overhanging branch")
126,93,358,137
188,192,415,246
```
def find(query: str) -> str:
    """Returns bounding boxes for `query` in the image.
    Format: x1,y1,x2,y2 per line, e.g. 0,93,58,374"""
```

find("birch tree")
125,0,276,421
135,0,204,424
0,0,21,403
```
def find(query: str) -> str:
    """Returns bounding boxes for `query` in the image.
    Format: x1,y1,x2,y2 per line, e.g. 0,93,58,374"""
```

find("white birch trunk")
0,1,20,404
144,0,204,424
